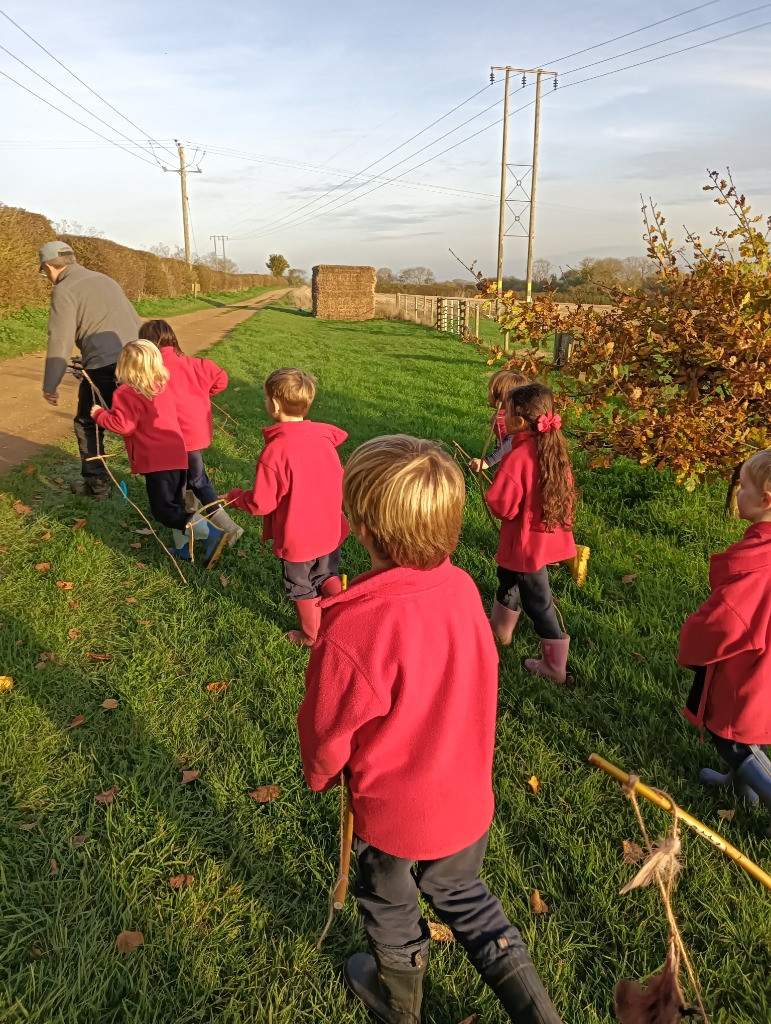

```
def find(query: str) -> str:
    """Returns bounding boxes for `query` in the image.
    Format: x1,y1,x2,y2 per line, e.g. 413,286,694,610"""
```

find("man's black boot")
344,933,430,1024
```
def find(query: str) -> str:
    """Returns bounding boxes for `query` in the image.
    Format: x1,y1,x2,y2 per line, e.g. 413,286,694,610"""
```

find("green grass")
1,309,769,1023
0,286,282,362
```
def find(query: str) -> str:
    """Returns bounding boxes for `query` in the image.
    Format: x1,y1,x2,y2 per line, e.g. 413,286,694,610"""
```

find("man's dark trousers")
74,364,118,495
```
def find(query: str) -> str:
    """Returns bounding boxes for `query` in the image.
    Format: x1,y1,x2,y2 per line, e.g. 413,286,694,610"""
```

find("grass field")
0,285,280,362
1,307,769,1024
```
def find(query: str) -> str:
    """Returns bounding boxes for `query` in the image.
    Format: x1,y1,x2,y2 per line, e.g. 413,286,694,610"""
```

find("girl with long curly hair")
485,383,576,682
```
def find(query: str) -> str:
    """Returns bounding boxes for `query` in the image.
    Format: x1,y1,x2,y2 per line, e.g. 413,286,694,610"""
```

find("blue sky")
2,0,770,280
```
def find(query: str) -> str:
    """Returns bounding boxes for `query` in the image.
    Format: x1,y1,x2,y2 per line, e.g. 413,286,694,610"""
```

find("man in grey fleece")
40,241,141,499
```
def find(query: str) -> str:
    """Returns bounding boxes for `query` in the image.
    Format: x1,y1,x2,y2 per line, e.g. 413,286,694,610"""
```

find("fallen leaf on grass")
20,822,37,831
67,628,81,640
219,575,229,588
0,676,14,692
31,945,43,958
50,858,59,876
125,597,137,605
71,518,87,531
181,770,200,785
67,600,79,609
139,619,153,626
129,542,142,550
76,546,86,553
134,528,154,536
40,531,51,541
621,574,638,585
527,775,540,796
53,477,64,485
119,521,129,528
136,562,148,570
66,714,86,729
85,652,111,662
249,785,280,803
457,1016,477,1024
101,698,119,710
633,652,645,660
717,809,735,822
237,550,246,558
13,500,32,515
35,562,51,572
35,653,55,669
622,840,646,864
428,920,454,942
169,874,194,890
56,581,75,590
95,786,119,805
71,834,87,850
530,890,549,915
25,465,35,474
206,681,230,693
116,930,143,955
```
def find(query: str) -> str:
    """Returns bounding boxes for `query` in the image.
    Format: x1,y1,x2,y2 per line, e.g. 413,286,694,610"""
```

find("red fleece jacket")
160,347,228,452
679,521,771,744
91,384,187,474
485,431,576,572
298,560,499,860
225,419,349,562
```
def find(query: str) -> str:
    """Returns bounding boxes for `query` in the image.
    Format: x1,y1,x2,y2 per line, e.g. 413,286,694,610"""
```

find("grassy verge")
0,286,283,362
0,310,768,1023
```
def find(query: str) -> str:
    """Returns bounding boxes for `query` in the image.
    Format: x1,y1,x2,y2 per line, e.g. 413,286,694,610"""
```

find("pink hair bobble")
536,412,562,433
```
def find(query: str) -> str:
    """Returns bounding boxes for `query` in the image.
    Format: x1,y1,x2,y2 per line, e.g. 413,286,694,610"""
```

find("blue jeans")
186,450,219,507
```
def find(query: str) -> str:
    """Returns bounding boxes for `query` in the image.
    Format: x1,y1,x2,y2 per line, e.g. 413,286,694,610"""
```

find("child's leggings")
145,470,190,530
186,450,219,507
496,565,561,639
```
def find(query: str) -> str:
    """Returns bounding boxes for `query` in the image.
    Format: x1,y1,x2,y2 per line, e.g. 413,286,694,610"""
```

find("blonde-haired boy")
225,367,349,645
298,435,562,1023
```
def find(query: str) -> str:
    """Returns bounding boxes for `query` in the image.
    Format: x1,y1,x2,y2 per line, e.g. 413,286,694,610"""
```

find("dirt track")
0,289,288,475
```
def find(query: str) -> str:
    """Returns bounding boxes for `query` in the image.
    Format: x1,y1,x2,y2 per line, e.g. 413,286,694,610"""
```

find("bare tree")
399,266,436,285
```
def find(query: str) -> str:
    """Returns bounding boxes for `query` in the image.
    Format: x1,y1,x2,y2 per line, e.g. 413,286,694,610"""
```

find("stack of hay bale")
312,265,376,321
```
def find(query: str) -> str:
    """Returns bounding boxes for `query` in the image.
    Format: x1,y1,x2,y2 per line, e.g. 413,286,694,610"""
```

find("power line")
0,7,176,159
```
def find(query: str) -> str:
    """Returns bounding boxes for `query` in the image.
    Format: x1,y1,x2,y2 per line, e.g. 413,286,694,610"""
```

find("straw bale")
312,265,375,321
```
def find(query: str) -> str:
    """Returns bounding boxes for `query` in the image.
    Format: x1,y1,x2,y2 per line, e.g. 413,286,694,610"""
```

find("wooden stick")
211,400,238,426
84,453,120,460
589,753,771,891
333,786,355,909
451,440,492,486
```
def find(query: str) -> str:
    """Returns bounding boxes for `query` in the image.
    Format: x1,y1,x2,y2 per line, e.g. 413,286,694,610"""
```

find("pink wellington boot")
523,635,572,684
320,576,343,598
490,599,521,646
286,599,322,647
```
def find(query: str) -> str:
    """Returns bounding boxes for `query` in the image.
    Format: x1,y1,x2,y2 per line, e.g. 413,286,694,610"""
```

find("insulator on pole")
521,74,526,88
553,75,558,90
490,70,495,84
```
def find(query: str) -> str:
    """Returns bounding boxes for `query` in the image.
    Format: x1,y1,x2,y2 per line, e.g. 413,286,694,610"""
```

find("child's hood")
262,420,347,447
710,521,771,585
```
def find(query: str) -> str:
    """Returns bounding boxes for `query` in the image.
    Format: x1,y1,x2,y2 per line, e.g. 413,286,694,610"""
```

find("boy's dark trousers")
281,547,341,600
74,364,118,495
144,470,190,530
496,566,561,639
353,831,562,1022
186,450,219,507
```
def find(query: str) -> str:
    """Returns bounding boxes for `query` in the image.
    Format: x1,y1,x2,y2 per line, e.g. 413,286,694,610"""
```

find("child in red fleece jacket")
679,449,771,831
225,367,349,646
468,368,528,473
485,383,576,683
298,435,562,1024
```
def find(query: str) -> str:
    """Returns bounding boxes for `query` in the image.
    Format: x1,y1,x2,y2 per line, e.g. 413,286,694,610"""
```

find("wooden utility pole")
163,140,201,267
210,234,229,271
526,72,543,304
495,67,511,295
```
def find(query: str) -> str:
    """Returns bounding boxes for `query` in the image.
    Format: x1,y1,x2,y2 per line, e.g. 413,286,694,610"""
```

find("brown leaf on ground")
66,714,86,729
115,930,143,955
530,890,549,914
633,652,645,660
622,839,646,864
621,574,638,585
40,531,51,541
119,521,129,528
206,681,230,693
35,653,55,669
25,465,35,474
136,562,148,570
428,920,454,942
71,518,87,531
219,575,229,587
169,873,195,890
237,550,246,558
35,562,51,572
457,1016,478,1024
31,945,44,957
135,528,154,535
0,547,7,553
0,675,14,692
20,822,37,831
50,858,59,876
139,620,153,626
129,542,142,550
53,477,64,485
68,600,79,609
101,698,119,710
95,786,119,805
13,500,32,515
85,652,111,662
76,546,86,553
56,581,75,590
249,785,281,803
71,834,87,850
125,597,137,604
181,769,200,785
717,808,735,822
67,628,81,640
527,775,540,796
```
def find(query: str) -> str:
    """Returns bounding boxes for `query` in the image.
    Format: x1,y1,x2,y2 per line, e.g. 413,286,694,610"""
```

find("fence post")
553,332,574,366
459,300,468,336
474,303,480,339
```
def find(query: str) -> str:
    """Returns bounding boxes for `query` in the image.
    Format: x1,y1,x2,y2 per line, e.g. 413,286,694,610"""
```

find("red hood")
710,522,771,586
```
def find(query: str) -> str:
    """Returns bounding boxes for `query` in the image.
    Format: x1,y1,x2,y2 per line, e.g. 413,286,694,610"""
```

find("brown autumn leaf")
0,547,7,553
35,653,55,669
206,681,230,693
50,858,59,876
95,786,119,805
219,575,229,588
53,477,64,485
237,550,246,558
129,542,142,550
633,652,645,660
25,465,35,474
76,546,86,553
621,574,638,585
139,619,153,626
56,581,75,590
135,528,154,535
717,808,735,822
31,945,44,957
68,600,79,609
35,562,51,572
66,714,86,729
0,675,14,692
181,769,200,785
115,930,143,955
20,822,37,831
168,873,195,890
101,698,119,710
71,518,87,531
527,775,540,796
84,652,111,662
249,785,281,803
67,628,82,640
13,500,32,515
428,920,454,942
40,531,51,541
70,834,87,850
136,562,148,570
118,521,129,528
622,839,646,864
125,597,137,605
530,890,549,915
457,1016,478,1024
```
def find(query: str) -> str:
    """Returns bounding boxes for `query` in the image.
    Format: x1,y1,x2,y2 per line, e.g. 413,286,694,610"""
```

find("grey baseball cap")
38,240,75,268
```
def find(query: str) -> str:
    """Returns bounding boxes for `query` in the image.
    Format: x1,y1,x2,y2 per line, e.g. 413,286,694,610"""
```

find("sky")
1,0,770,281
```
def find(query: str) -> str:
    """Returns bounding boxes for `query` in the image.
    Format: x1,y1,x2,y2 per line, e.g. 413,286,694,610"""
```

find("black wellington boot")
344,935,430,1024
482,945,564,1024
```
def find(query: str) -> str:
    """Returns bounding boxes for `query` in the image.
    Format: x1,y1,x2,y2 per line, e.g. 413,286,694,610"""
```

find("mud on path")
0,289,289,475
